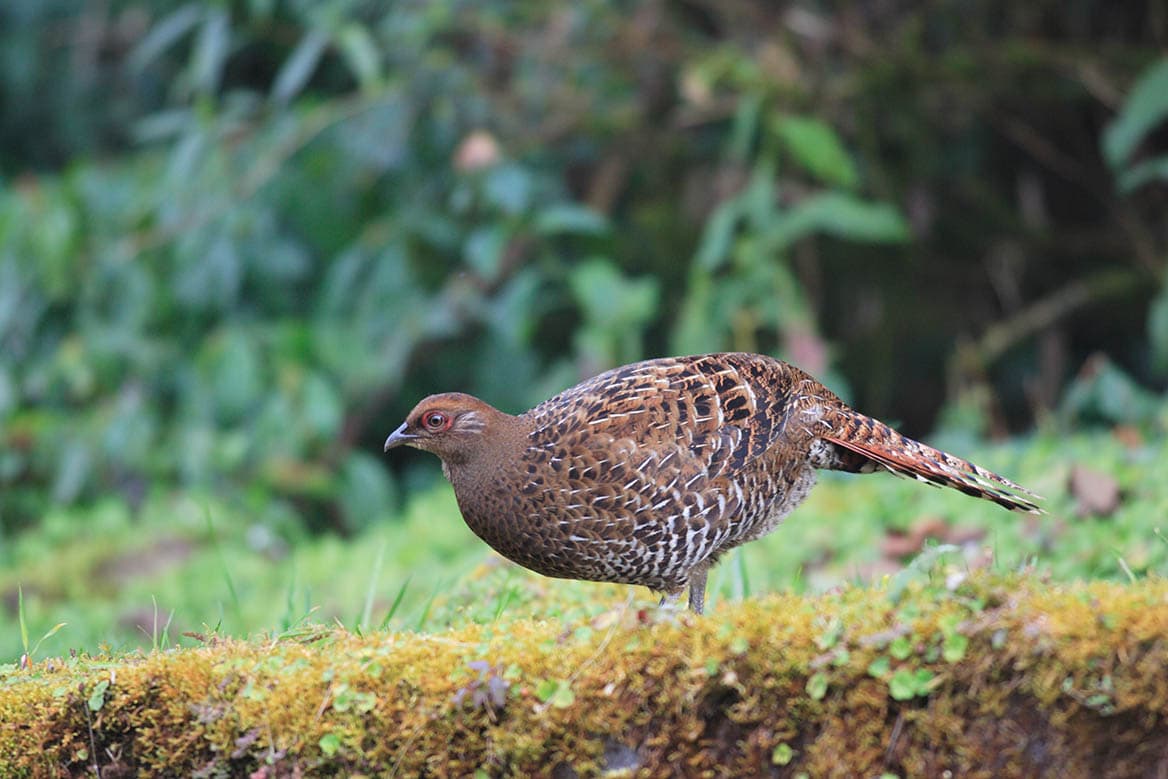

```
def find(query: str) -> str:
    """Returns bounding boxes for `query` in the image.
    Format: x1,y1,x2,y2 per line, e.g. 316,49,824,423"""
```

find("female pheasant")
384,353,1040,613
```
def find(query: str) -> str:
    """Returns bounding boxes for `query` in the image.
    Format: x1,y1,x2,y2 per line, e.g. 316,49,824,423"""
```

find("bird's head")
383,392,507,465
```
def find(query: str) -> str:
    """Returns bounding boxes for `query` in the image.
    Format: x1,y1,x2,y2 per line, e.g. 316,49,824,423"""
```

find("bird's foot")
650,591,689,624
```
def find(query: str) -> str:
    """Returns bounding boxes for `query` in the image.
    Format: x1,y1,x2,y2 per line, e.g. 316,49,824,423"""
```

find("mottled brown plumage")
384,353,1041,613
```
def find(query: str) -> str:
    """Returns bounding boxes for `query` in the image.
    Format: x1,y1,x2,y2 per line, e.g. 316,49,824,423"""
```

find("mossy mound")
2,572,1166,777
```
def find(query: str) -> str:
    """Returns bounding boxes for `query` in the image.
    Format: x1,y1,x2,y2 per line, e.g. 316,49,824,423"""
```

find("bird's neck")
443,412,531,494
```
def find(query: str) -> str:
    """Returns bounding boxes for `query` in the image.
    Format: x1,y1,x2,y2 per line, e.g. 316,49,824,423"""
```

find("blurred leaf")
1061,356,1162,426
772,743,795,766
570,260,659,327
301,374,343,440
741,158,777,232
535,678,575,708
942,632,968,663
867,655,891,679
694,201,740,271
52,445,90,505
483,268,543,346
87,680,110,712
0,369,14,417
805,671,828,700
774,116,859,189
203,331,264,423
165,130,207,189
337,452,395,533
1150,286,1168,374
339,94,414,171
318,244,417,319
337,24,383,91
191,9,231,97
888,668,919,700
253,237,311,282
128,4,203,74
80,261,152,334
464,225,508,278
272,30,329,104
30,197,79,291
318,732,341,757
806,192,909,243
132,109,196,144
762,192,909,249
176,233,242,309
728,92,762,161
1102,58,1168,169
101,387,155,466
248,0,276,19
889,635,912,660
570,260,659,366
484,165,533,215
534,204,609,236
1117,156,1168,194
671,274,723,355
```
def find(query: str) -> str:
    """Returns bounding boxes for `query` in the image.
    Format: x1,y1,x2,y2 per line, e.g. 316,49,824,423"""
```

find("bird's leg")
688,566,709,615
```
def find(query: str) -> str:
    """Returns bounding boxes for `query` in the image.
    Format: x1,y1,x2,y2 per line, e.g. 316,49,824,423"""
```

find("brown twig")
952,268,1142,386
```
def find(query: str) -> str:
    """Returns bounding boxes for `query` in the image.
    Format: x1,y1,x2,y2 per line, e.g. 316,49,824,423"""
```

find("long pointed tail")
818,407,1043,514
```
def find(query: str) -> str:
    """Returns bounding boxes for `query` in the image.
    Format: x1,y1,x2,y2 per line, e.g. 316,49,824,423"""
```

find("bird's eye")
422,411,449,431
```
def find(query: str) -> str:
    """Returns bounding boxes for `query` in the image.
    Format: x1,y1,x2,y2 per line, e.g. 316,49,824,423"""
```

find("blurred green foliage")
0,0,1166,547
3,425,1166,660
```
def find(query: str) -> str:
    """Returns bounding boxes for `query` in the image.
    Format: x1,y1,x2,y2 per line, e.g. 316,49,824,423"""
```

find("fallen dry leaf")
1112,425,1144,449
881,516,987,559
1068,464,1121,518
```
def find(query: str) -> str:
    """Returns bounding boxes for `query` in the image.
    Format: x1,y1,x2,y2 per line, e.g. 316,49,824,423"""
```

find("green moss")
1,573,1166,777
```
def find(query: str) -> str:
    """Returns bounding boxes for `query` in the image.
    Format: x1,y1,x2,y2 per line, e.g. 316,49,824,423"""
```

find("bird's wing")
523,354,815,498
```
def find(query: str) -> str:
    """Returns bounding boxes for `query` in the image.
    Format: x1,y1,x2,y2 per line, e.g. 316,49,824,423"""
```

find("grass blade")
202,504,241,628
1116,554,1138,584
735,548,751,601
281,560,299,632
32,622,67,656
360,542,386,631
17,584,29,656
415,580,443,632
492,571,516,622
378,575,411,631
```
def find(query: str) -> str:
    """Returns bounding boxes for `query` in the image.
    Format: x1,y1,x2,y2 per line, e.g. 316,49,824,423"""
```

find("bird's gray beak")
383,422,418,452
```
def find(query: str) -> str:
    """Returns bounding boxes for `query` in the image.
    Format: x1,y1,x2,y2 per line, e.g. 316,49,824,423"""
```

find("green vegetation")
3,1,1167,541
1,1,1167,773
3,571,1167,776
3,425,1165,662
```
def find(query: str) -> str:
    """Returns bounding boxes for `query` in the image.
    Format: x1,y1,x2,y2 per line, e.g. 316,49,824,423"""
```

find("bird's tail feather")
820,408,1043,514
